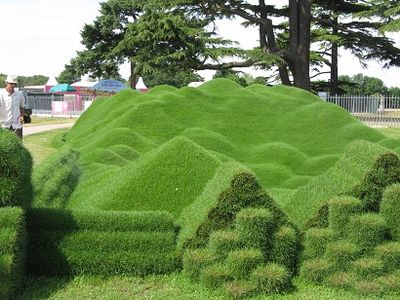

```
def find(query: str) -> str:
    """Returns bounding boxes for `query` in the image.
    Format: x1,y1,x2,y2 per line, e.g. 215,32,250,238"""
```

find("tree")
143,68,202,88
339,73,388,95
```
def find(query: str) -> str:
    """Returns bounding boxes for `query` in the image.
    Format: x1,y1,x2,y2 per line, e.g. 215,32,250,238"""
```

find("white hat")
5,75,18,84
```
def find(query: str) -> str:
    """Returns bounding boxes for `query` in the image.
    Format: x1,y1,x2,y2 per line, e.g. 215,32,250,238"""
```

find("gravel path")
23,123,75,136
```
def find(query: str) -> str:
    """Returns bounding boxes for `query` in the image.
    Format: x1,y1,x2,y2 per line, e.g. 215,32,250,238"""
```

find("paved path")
24,123,75,136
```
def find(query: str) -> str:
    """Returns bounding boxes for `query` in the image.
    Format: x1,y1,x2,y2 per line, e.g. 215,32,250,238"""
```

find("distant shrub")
380,184,400,240
200,263,233,288
350,152,400,212
235,208,274,253
325,240,359,271
208,230,241,258
226,249,264,279
183,249,217,280
300,258,333,283
303,228,334,259
352,257,385,278
251,263,292,294
0,130,33,208
374,242,400,271
270,226,300,275
224,280,258,300
348,214,387,251
328,197,362,238
0,207,26,299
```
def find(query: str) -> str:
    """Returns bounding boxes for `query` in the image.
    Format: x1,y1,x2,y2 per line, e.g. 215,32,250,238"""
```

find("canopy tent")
90,80,127,93
49,83,76,93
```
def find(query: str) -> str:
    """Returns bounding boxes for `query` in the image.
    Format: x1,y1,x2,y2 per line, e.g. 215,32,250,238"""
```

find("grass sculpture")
182,172,300,298
300,153,400,296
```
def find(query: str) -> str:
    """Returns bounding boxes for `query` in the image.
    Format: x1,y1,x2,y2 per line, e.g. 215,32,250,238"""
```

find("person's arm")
19,94,25,123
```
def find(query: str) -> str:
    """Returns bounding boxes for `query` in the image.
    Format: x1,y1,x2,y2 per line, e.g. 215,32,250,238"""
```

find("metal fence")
322,95,400,127
25,93,89,117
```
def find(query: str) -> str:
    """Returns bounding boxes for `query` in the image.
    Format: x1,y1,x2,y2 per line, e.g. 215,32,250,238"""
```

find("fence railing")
322,95,400,127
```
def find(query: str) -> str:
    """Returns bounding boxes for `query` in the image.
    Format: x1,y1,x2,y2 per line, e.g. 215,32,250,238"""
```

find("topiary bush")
224,280,257,300
351,257,385,278
374,242,400,272
325,240,359,271
226,249,264,279
300,258,334,283
251,263,292,294
200,263,233,288
0,207,26,299
270,226,299,275
182,249,217,280
303,228,334,259
380,184,400,241
0,130,33,208
328,196,362,238
208,230,241,259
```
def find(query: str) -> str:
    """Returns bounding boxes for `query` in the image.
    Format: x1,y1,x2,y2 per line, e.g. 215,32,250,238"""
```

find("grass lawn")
25,116,76,126
20,121,400,299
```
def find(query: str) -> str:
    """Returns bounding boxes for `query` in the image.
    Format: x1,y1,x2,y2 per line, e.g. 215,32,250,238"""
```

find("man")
0,75,25,139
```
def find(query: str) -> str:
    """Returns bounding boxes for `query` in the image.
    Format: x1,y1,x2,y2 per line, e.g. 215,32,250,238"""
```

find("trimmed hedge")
270,226,299,275
351,257,385,278
182,248,217,280
303,228,334,259
224,280,258,300
328,197,362,238
380,184,400,241
300,258,333,283
0,207,26,299
0,130,33,208
374,242,400,272
200,263,233,288
208,230,241,258
226,249,264,279
251,263,292,294
26,208,180,276
325,240,359,271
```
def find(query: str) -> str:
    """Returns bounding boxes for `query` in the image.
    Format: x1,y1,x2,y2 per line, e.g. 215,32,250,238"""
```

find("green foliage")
226,249,264,279
251,263,292,294
300,258,334,283
326,272,355,289
208,230,241,259
351,258,385,278
351,152,400,212
182,249,217,280
376,272,400,293
380,184,400,240
328,197,362,238
270,226,299,275
32,146,80,208
303,228,334,259
348,213,388,251
0,207,26,299
0,130,33,208
374,242,400,272
224,280,258,300
325,241,360,271
200,263,232,288
353,279,384,296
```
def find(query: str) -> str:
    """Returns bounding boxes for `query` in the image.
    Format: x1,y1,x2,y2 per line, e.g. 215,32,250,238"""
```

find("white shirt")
0,88,25,129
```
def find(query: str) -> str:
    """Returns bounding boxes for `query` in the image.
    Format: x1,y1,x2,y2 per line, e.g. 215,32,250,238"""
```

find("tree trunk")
130,60,137,89
288,0,311,90
330,17,339,95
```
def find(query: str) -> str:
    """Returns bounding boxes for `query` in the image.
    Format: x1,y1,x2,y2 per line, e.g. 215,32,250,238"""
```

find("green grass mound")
182,172,300,297
285,141,398,229
55,79,400,214
0,130,33,208
300,180,400,297
26,208,180,276
0,207,26,299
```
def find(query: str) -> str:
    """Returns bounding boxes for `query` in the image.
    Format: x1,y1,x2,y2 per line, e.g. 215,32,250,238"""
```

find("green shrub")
325,272,355,289
374,242,400,271
304,202,330,229
380,184,400,241
182,249,217,280
200,263,233,288
300,258,333,283
324,240,359,271
235,208,274,252
352,257,385,278
351,152,400,212
208,230,241,258
224,280,258,300
353,279,384,296
270,226,299,275
251,263,292,294
348,213,387,250
303,228,334,259
0,130,33,208
0,207,26,299
328,197,362,238
226,249,264,279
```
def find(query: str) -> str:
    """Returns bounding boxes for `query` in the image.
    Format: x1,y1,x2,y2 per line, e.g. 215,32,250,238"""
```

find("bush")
0,207,26,299
0,130,33,208
270,226,299,275
326,272,355,289
353,279,384,296
325,240,359,271
224,280,258,300
303,228,334,259
208,230,241,258
304,202,329,229
235,208,274,253
182,249,217,280
380,184,400,241
351,257,385,278
376,272,400,293
348,213,387,251
328,197,362,238
200,263,233,288
226,249,264,279
351,152,400,212
251,263,292,294
300,258,333,283
374,242,400,272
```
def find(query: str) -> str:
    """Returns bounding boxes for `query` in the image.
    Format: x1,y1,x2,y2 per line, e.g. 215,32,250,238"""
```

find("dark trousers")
6,126,23,139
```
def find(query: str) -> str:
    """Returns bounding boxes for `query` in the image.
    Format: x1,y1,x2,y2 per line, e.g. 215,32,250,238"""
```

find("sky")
1,0,399,88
